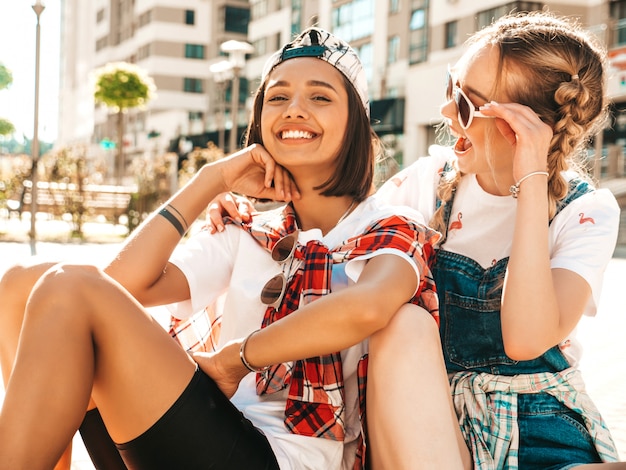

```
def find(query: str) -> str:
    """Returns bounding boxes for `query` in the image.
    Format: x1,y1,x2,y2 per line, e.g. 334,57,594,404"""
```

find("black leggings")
80,408,127,469
80,368,279,470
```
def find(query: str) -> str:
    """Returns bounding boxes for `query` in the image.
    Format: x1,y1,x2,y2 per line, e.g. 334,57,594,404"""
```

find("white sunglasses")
446,68,494,129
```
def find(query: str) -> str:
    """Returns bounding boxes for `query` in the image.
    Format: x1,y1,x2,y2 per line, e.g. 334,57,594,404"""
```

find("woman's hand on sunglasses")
479,101,553,180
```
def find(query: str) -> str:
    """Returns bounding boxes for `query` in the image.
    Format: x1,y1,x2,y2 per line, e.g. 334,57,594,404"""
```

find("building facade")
57,0,626,181
58,0,251,177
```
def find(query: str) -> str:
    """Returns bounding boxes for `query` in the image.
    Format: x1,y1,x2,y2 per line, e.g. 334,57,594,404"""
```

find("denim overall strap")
433,168,593,374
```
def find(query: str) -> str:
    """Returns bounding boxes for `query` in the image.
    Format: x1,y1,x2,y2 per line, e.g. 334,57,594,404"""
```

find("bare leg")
53,445,72,470
0,261,57,387
0,262,76,469
367,304,471,470
0,263,196,469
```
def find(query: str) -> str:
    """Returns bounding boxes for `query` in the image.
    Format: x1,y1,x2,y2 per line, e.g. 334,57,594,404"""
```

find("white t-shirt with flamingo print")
376,145,620,365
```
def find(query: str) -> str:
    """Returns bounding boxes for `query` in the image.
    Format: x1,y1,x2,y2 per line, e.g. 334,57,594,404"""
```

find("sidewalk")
1,235,625,466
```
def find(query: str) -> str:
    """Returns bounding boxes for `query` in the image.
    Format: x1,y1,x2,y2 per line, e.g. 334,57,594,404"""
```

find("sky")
0,0,61,143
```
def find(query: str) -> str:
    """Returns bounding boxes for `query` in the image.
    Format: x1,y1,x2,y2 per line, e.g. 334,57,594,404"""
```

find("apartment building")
57,0,626,178
58,0,251,169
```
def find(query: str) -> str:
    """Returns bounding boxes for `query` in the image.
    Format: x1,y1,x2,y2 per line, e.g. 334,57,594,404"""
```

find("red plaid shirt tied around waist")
235,204,440,468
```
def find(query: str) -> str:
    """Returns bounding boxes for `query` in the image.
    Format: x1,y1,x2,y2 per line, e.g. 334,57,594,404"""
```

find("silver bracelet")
509,171,549,198
239,329,271,373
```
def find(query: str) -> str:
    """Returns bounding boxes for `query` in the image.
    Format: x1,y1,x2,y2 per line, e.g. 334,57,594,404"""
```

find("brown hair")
244,73,378,202
431,11,608,234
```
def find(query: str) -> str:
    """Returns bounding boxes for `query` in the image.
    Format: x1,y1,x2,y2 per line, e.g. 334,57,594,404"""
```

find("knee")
29,263,104,309
0,262,55,325
0,261,58,298
0,262,61,360
370,304,441,355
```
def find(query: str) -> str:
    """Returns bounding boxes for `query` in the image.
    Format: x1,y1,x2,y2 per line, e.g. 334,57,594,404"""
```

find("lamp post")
209,60,233,151
29,0,45,256
220,40,254,153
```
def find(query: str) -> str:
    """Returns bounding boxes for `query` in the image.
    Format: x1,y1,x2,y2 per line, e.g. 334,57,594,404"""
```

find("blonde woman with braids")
373,11,624,469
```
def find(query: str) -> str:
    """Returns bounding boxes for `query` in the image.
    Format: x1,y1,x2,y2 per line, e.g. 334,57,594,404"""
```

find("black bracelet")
159,207,186,237
167,204,189,230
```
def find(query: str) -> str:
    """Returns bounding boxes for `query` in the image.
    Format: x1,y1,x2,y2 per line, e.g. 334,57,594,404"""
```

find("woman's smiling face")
441,44,517,191
260,57,349,180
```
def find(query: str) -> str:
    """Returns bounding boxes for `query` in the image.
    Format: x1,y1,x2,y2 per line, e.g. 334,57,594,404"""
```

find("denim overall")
433,171,602,469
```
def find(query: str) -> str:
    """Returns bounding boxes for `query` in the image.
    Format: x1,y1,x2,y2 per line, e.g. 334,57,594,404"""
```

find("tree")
93,62,155,184
0,63,12,91
0,118,15,136
0,64,15,141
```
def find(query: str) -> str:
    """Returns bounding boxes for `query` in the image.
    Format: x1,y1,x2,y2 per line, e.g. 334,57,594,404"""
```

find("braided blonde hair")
430,12,608,235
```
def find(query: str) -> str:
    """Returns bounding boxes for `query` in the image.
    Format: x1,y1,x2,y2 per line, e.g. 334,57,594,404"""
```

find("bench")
8,180,136,222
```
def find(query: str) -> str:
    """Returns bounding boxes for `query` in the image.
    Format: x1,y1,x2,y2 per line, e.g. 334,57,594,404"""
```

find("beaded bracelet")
509,171,549,198
239,329,271,373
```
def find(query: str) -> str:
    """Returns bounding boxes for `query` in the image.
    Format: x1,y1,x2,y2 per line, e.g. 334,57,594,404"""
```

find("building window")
611,0,626,45
185,9,195,25
390,0,400,14
184,78,203,93
224,6,250,34
252,37,268,57
273,32,281,52
355,42,373,83
612,0,626,17
476,2,542,30
291,0,302,36
96,8,105,23
224,78,249,105
445,20,457,49
409,0,429,64
388,35,400,64
96,35,108,52
189,111,204,121
185,44,205,59
138,10,152,28
332,0,375,42
251,0,268,20
137,44,151,60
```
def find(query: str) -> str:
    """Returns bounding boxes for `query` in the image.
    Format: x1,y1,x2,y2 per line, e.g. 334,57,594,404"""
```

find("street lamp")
209,60,233,151
30,0,45,256
220,40,254,153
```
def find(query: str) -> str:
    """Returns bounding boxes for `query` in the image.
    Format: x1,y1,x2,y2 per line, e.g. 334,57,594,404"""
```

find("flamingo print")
391,175,406,187
449,212,463,231
579,212,595,224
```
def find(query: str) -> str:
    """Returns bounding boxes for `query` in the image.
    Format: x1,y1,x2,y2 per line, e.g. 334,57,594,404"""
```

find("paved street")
0,237,625,467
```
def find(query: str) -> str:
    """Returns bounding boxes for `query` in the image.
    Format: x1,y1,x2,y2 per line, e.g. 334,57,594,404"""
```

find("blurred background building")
55,0,626,201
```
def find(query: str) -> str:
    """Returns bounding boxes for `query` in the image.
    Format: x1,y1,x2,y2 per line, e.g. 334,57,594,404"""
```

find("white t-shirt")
376,146,620,364
168,196,425,470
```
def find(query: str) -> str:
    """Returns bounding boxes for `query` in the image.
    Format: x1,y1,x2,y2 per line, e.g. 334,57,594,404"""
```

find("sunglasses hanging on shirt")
260,231,299,309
